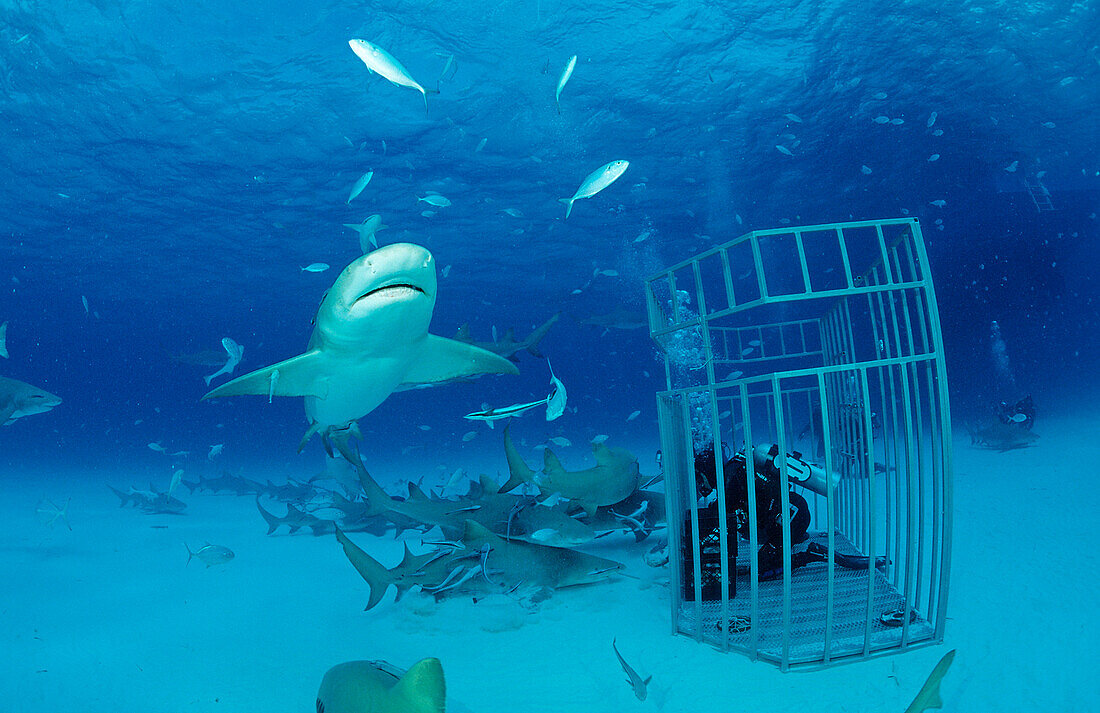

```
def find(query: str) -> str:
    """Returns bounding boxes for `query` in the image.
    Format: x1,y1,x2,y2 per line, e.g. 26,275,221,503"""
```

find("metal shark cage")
645,218,952,670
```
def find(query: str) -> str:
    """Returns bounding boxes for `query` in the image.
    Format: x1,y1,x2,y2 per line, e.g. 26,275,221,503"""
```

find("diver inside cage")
691,443,885,582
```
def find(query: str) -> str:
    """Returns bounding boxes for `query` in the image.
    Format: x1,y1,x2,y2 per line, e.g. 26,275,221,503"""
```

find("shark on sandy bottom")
0,375,61,425
317,657,445,713
335,519,623,610
202,243,518,449
966,421,1039,451
255,496,391,537
354,463,596,548
452,312,560,362
499,426,640,516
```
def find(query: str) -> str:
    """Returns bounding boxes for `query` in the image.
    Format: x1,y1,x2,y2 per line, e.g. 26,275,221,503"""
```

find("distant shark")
0,376,61,425
203,244,518,449
453,312,560,362
500,426,640,516
577,307,647,330
317,657,445,713
335,519,622,610
108,485,187,514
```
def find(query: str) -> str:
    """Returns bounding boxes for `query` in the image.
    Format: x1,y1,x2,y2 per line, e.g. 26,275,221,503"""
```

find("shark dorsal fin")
905,649,955,713
407,483,429,500
592,442,617,464
461,519,500,547
398,542,417,568
478,473,498,494
391,657,446,713
543,447,564,473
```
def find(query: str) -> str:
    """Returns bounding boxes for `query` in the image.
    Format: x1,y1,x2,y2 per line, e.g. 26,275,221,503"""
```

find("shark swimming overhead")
202,244,519,447
0,376,62,425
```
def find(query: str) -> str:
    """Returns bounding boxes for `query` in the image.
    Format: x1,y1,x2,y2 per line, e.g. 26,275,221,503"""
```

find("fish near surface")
0,376,61,425
348,39,438,114
202,244,518,446
316,657,445,713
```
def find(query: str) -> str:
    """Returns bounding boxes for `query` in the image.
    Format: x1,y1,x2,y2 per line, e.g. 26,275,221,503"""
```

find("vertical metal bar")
859,368,878,656
818,371,838,664
771,376,793,670
795,230,812,294
659,395,684,637
874,223,895,284
836,227,855,289
720,248,736,310
750,236,769,300
910,220,953,641
740,384,761,660
709,386,732,653
681,395,705,642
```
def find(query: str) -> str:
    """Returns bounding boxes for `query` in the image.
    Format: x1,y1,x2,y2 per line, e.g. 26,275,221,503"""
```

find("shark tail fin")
499,425,536,493
108,485,129,507
392,657,446,713
334,526,393,611
422,87,440,116
906,649,955,713
255,497,281,535
184,542,194,566
524,312,561,358
558,197,574,219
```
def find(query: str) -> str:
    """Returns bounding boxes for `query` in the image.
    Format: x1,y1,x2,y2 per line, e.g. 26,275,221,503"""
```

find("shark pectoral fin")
579,501,599,518
201,350,329,400
392,657,446,713
400,334,520,386
0,402,16,425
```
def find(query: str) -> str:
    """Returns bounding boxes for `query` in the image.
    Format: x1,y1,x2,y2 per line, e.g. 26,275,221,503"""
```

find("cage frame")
646,217,953,671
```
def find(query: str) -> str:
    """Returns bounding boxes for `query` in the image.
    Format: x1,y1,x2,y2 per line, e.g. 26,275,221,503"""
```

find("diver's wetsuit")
692,446,876,580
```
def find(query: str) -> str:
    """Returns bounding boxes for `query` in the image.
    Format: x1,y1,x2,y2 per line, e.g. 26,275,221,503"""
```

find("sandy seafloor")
2,406,1097,713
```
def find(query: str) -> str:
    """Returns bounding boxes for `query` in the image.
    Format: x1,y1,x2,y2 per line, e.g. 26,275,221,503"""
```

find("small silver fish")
347,171,373,204
185,543,235,568
559,160,629,219
555,55,577,114
301,263,330,273
348,39,437,114
417,194,451,208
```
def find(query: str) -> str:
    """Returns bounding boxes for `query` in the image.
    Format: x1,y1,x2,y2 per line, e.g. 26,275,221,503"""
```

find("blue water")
1,1,1098,708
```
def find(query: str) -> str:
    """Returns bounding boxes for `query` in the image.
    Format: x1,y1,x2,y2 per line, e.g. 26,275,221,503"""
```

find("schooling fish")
555,54,577,114
348,39,438,114
347,170,373,204
301,263,330,273
559,160,629,219
417,194,451,208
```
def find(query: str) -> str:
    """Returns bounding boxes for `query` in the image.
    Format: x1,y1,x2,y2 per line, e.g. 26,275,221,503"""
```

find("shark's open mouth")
352,282,426,305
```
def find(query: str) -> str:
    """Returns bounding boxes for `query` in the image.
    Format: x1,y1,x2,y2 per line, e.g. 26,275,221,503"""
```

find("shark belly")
305,355,410,428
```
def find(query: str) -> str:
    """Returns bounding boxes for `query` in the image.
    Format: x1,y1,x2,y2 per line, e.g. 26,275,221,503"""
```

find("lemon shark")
202,244,518,448
317,657,445,713
500,426,640,516
335,520,622,610
0,375,62,425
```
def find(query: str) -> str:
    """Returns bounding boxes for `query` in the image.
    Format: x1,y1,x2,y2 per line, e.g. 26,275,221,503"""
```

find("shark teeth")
353,282,425,305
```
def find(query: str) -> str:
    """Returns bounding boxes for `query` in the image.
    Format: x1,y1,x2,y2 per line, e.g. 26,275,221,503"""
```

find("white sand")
2,409,1096,712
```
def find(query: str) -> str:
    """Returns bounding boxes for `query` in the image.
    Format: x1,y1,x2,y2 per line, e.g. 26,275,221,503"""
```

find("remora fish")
348,39,438,114
203,244,519,449
203,337,243,386
0,376,61,425
555,54,577,114
317,658,446,713
559,160,629,219
464,398,548,428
